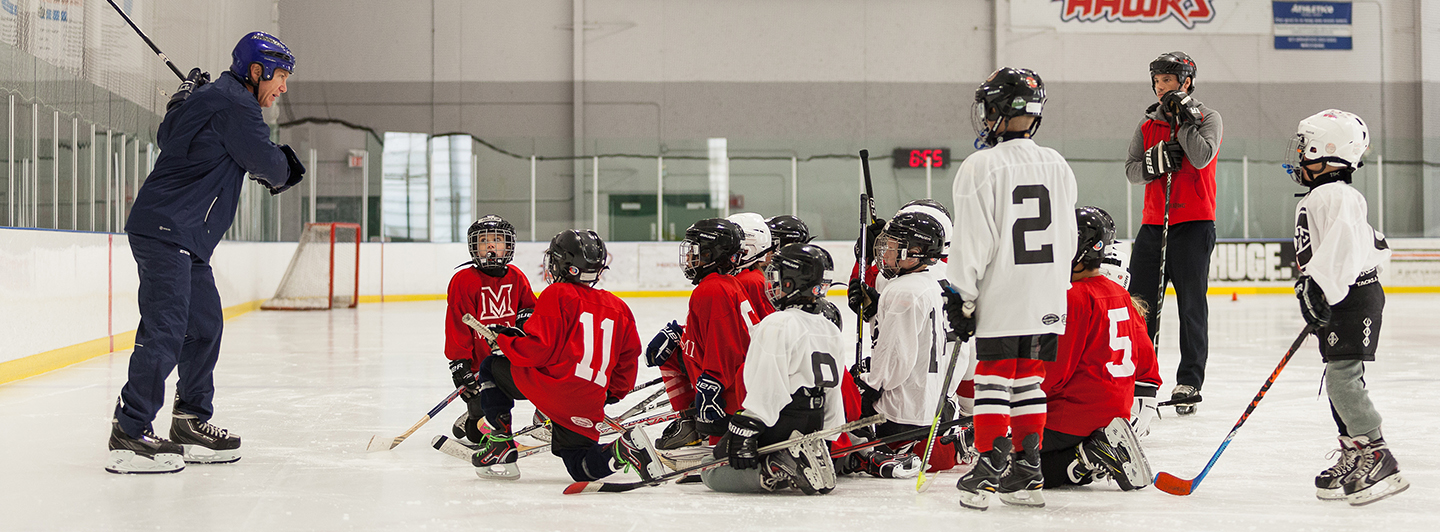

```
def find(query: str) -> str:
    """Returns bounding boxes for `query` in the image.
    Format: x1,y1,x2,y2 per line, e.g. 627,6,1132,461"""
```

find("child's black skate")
998,433,1044,507
1315,435,1361,501
1343,437,1409,506
956,436,1011,511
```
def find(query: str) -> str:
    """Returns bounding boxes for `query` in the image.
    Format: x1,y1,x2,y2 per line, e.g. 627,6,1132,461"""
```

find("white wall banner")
1012,0,1271,34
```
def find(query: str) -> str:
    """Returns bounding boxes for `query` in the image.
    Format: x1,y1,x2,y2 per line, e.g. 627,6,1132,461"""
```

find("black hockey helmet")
546,229,608,285
877,211,947,279
973,67,1046,148
1074,206,1116,270
1150,51,1197,93
765,243,834,310
902,198,950,220
680,218,744,284
766,215,813,247
467,214,517,273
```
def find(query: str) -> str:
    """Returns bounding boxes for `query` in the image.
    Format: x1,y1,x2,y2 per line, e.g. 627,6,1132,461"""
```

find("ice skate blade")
1316,487,1346,501
1347,474,1409,506
474,463,521,481
106,450,185,474
998,489,1046,507
180,444,241,464
957,489,992,511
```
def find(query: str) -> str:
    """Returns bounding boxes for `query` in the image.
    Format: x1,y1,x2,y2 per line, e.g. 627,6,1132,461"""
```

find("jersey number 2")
575,312,615,387
1012,184,1054,265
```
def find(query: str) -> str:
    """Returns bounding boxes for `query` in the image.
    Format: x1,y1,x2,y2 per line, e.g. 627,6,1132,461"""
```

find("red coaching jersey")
1139,119,1217,225
495,282,641,441
445,265,537,363
681,273,758,414
735,268,776,321
1045,275,1161,438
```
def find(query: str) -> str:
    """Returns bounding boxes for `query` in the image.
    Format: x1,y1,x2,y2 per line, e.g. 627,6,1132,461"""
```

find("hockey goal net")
262,223,361,310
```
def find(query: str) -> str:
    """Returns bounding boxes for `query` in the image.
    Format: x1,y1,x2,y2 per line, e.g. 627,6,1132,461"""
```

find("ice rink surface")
2,293,1437,531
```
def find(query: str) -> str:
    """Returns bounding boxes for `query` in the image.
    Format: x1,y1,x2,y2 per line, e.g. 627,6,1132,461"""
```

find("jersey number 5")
575,312,615,387
1012,184,1054,265
1106,307,1136,378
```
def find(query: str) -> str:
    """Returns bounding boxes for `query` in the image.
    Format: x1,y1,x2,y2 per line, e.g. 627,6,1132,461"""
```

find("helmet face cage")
468,217,517,270
679,219,742,283
876,212,944,279
764,244,832,308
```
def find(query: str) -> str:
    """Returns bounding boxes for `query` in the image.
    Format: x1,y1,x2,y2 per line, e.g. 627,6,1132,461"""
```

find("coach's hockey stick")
563,414,886,494
1154,325,1313,496
366,386,465,452
104,0,186,81
918,312,970,492
1158,394,1203,407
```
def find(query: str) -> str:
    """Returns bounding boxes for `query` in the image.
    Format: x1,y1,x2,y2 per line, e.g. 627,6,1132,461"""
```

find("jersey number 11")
575,312,615,387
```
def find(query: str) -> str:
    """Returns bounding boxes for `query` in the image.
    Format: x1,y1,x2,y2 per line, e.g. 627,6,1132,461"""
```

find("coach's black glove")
449,358,479,395
852,219,887,264
167,68,210,111
270,145,307,195
720,413,766,470
1295,276,1331,329
489,324,526,338
645,320,684,367
1160,90,1204,127
1143,140,1184,179
515,307,533,330
940,282,976,343
848,278,879,322
694,373,728,437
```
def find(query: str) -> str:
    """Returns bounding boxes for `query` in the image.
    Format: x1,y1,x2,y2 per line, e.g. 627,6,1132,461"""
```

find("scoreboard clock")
892,148,950,169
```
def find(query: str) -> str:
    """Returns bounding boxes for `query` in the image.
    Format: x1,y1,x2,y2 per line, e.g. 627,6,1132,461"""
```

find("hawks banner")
1012,0,1268,34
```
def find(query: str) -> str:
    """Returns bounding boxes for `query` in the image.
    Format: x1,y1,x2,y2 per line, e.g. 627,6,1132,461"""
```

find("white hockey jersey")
946,138,1078,337
1294,181,1390,303
862,271,960,426
740,308,847,436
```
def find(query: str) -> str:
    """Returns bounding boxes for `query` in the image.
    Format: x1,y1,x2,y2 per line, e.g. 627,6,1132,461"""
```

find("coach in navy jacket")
110,32,303,472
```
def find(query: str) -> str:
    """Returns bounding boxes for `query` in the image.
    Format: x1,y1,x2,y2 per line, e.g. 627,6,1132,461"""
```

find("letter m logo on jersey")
480,285,516,321
1054,0,1216,30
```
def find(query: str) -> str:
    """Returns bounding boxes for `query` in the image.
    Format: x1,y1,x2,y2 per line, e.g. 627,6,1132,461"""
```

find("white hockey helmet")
726,212,772,267
1099,243,1131,290
1286,109,1369,185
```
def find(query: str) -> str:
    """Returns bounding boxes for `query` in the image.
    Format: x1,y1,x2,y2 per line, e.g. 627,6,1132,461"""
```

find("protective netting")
263,223,360,310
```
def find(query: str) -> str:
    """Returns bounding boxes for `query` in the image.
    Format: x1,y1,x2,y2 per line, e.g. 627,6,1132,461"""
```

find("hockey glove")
515,307,533,330
940,283,976,343
722,414,766,470
166,68,210,111
1295,276,1332,329
449,358,479,395
1130,395,1158,439
852,373,882,420
645,320,684,367
694,373,728,437
1160,90,1204,127
1143,140,1184,179
489,325,526,338
270,145,307,195
852,219,887,264
847,278,879,322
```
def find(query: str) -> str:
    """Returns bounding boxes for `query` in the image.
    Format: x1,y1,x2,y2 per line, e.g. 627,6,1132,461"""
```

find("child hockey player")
470,230,664,483
1286,109,1407,506
703,243,846,494
848,211,953,479
445,215,537,444
946,67,1078,510
1040,207,1157,491
729,212,778,321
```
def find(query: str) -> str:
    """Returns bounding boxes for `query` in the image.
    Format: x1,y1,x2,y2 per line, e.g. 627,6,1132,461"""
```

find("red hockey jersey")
1045,275,1161,438
494,282,641,441
735,268,776,322
445,265,537,363
681,273,755,414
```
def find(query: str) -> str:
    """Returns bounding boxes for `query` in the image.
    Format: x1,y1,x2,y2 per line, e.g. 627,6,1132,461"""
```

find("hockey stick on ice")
366,386,465,452
1158,394,1203,407
563,414,886,494
103,0,186,81
918,306,971,492
1154,325,1313,496
433,407,683,463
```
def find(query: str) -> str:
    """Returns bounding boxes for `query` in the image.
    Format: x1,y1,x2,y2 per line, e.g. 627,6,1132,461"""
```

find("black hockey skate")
106,420,185,474
471,431,520,480
858,444,922,479
998,433,1045,507
1170,384,1199,416
757,437,834,495
1079,417,1152,491
956,436,1011,511
171,411,242,464
656,416,701,450
1315,435,1362,501
1342,437,1409,506
611,427,667,481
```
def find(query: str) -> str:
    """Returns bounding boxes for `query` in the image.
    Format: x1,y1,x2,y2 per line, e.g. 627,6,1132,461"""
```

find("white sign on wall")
1011,0,1271,34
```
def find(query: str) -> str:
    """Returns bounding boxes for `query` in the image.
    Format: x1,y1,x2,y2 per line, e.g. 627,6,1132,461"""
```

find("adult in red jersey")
1123,51,1223,416
1041,207,1158,491
470,230,664,483
728,212,778,320
444,215,537,444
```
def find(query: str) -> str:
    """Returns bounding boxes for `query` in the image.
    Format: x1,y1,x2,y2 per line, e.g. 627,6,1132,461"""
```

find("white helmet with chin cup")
726,212,773,268
1285,109,1369,185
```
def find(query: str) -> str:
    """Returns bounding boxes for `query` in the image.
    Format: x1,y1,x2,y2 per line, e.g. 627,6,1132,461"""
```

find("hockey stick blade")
918,339,967,492
367,386,465,452
1154,325,1312,496
1157,394,1203,407
563,414,886,494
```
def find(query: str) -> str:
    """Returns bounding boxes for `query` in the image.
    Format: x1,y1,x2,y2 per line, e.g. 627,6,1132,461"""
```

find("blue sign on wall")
1273,1,1353,50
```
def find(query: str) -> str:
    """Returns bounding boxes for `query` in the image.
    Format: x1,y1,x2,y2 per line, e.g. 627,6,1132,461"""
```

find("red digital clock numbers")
892,148,950,169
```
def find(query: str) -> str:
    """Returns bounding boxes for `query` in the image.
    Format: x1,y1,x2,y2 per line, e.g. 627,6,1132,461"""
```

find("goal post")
262,222,361,310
